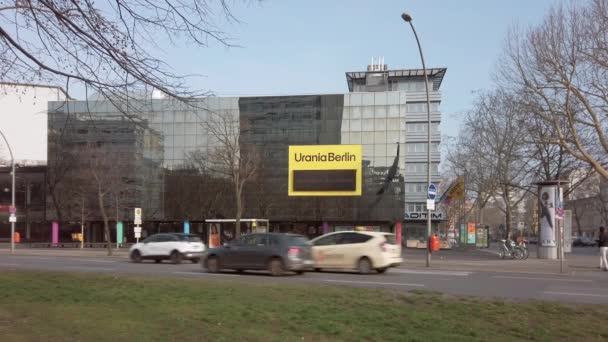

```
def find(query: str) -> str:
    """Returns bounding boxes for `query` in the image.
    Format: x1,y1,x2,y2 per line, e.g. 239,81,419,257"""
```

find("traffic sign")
428,183,437,200
9,214,16,223
134,208,142,225
9,206,16,214
426,199,435,211
134,226,142,234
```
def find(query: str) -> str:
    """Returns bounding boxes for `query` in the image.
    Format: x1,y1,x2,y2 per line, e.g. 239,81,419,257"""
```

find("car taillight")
288,247,301,259
380,242,388,252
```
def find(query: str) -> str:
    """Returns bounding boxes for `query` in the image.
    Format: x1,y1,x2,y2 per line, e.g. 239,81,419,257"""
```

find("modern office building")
46,62,446,245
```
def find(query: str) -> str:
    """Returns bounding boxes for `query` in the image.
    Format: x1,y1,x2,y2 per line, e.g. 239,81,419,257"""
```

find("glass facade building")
46,65,446,245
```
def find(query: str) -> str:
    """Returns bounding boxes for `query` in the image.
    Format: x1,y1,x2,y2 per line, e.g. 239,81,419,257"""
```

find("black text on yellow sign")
288,145,362,196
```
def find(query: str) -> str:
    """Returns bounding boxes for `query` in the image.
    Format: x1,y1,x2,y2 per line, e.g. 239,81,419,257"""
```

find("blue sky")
159,0,558,139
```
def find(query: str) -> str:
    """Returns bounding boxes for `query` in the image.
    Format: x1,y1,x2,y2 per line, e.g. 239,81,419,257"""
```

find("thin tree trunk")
235,180,241,238
98,189,112,256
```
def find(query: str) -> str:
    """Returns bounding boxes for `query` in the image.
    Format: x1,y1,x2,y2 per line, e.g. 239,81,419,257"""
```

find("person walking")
599,226,608,271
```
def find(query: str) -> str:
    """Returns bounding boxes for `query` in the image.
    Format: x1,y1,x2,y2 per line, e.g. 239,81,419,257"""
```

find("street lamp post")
0,130,16,254
402,12,433,267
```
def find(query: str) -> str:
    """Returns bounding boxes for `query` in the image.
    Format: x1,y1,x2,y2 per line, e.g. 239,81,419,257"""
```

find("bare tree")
501,0,608,180
204,110,258,237
1,1,245,107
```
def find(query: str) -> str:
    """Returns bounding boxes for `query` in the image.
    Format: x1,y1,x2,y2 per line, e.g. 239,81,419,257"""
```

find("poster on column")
467,223,476,244
539,186,556,247
208,223,221,248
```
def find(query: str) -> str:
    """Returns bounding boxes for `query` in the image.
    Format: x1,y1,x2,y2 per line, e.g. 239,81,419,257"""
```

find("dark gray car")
202,233,313,276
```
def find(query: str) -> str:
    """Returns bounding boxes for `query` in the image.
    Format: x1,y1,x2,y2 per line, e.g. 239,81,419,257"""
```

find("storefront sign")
404,212,445,220
288,145,362,196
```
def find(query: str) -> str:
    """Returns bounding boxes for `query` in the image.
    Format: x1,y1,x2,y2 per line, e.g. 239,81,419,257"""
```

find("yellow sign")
288,145,362,196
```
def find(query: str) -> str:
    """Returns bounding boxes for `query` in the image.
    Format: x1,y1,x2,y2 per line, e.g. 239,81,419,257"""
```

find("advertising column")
538,183,558,259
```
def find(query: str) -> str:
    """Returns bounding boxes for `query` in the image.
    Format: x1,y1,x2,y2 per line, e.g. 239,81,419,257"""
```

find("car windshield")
285,235,311,246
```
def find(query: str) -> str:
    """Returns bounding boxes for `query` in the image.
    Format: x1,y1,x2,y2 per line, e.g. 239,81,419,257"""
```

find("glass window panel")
341,119,350,132
341,133,350,144
162,112,174,123
344,94,351,106
387,143,398,157
400,118,407,130
362,119,374,131
351,106,362,119
387,92,400,105
362,106,374,119
386,119,400,131
374,131,386,144
174,123,185,135
374,118,386,131
374,144,386,156
196,134,207,147
374,106,387,118
400,131,407,143
351,94,362,106
350,119,361,131
173,148,184,160
362,144,373,157
374,157,388,167
399,105,407,117
342,107,350,120
386,131,399,145
350,132,362,144
360,131,373,144
374,92,387,105
185,135,196,147
174,134,185,147
362,93,374,106
173,111,185,122
400,92,408,104
387,105,399,117
185,123,200,135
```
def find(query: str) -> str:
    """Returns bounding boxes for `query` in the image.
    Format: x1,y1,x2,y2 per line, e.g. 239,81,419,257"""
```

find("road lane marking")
493,276,592,283
70,259,119,263
63,266,114,271
544,291,608,298
391,269,471,276
173,271,239,277
322,279,424,287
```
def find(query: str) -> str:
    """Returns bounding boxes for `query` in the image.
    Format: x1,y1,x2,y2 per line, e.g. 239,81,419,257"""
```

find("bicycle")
498,239,524,260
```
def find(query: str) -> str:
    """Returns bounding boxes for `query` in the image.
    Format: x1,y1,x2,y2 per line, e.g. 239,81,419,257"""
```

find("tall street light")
402,11,433,267
0,130,16,254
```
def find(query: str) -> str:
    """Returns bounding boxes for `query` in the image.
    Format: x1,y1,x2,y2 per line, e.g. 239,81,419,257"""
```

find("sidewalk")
400,247,603,275
0,247,129,258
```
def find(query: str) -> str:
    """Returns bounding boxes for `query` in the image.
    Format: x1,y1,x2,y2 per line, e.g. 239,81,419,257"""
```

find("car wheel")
206,256,220,273
170,251,182,264
130,250,142,263
154,259,161,264
268,258,284,277
314,268,322,272
376,267,388,274
295,270,305,275
191,258,200,264
358,257,372,274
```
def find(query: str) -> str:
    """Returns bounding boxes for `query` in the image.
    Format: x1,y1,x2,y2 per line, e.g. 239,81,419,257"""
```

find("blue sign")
428,183,437,200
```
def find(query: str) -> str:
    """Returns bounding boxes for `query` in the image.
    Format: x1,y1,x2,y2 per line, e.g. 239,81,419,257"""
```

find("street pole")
402,12,433,267
0,130,15,254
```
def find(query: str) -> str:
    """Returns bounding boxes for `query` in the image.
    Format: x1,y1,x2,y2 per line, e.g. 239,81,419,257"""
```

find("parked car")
572,237,597,247
310,231,402,274
527,237,538,245
129,233,205,264
202,233,314,276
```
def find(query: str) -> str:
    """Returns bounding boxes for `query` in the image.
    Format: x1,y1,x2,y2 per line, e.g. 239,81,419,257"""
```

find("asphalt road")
2,253,608,304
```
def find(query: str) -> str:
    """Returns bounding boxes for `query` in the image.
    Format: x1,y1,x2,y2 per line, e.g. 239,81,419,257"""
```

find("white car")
129,233,205,264
310,231,402,274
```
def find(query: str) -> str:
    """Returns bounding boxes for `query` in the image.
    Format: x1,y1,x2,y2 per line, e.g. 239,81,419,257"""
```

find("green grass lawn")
0,271,607,342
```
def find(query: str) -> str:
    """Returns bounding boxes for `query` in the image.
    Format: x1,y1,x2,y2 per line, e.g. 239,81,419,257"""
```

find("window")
406,183,427,193
285,236,311,246
406,102,440,113
240,234,267,246
406,143,426,153
314,234,340,246
406,202,427,213
383,234,397,245
406,163,439,173
406,122,440,133
341,233,372,244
